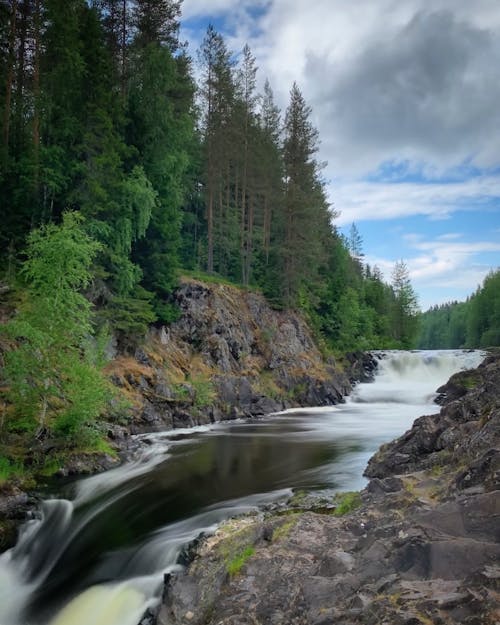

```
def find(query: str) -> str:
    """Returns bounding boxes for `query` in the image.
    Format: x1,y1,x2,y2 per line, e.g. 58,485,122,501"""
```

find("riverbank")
0,278,374,550
158,351,500,625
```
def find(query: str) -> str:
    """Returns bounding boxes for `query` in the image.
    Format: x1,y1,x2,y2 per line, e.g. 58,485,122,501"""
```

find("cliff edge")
107,278,353,434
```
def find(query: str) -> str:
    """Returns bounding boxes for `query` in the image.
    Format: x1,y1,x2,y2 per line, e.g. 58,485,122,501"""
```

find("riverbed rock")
365,352,500,480
158,352,500,625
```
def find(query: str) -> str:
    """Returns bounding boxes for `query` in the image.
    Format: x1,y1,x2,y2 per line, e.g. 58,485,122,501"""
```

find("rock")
365,354,500,480
158,353,500,625
105,278,351,438
344,351,378,383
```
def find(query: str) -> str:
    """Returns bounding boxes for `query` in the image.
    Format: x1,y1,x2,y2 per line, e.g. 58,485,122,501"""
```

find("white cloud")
180,0,500,307
182,0,500,176
364,232,500,309
332,176,500,225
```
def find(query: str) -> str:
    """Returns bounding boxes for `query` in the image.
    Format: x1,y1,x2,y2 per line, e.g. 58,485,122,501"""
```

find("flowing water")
0,350,484,625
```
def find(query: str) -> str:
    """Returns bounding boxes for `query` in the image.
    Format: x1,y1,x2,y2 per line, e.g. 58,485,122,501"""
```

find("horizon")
179,0,500,311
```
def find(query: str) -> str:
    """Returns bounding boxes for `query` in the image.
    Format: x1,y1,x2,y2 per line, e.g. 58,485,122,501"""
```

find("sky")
180,0,500,310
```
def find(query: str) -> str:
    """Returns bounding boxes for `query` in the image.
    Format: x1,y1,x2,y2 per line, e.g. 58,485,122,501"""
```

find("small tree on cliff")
1,212,110,441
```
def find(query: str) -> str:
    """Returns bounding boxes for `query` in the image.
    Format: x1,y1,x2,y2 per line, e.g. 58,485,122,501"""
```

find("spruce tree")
281,83,328,306
391,260,419,347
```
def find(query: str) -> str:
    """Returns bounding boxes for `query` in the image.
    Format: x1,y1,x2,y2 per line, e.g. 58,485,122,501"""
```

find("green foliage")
226,546,255,577
1,213,110,441
418,269,500,349
2,3,426,374
191,377,215,409
390,260,420,348
101,287,157,341
333,491,362,516
0,456,25,484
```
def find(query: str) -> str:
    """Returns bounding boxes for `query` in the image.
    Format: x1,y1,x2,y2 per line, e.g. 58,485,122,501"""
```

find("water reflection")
0,350,484,625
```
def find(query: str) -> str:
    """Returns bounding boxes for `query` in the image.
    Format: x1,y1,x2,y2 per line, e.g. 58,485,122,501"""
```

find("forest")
0,0,421,348
418,269,500,350
0,0,498,472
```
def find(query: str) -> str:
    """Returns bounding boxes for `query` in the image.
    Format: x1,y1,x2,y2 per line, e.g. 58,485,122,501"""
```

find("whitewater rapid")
0,350,485,625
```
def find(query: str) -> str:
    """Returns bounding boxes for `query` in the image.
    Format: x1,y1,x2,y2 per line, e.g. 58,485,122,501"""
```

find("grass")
226,546,255,577
459,373,480,389
181,270,246,289
332,491,362,516
0,455,24,484
272,517,299,541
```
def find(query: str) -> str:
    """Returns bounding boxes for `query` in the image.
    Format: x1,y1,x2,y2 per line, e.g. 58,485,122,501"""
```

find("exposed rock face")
365,352,500,483
0,485,33,551
158,352,500,625
107,279,351,432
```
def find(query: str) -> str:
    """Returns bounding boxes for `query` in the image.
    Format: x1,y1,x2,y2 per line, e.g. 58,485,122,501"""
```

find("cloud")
180,0,500,306
367,234,500,308
183,0,500,176
409,238,500,281
332,176,500,225
304,8,500,174
365,233,500,310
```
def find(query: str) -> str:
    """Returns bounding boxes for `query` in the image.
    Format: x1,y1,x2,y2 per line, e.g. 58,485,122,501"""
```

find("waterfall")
0,349,484,625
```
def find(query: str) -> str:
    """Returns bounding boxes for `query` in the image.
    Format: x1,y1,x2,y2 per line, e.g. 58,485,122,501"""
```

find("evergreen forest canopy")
418,269,500,350
2,0,420,353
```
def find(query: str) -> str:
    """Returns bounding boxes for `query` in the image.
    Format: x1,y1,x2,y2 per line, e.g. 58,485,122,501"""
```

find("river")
0,350,484,625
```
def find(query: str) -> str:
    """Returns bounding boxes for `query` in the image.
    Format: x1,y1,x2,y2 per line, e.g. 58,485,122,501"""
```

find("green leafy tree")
1,213,109,441
466,269,500,347
128,8,196,316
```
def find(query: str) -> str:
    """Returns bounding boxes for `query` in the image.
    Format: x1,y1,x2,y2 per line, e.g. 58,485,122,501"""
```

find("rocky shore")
157,352,500,625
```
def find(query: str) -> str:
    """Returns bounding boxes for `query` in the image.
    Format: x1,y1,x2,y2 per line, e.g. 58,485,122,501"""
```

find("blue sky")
180,0,500,310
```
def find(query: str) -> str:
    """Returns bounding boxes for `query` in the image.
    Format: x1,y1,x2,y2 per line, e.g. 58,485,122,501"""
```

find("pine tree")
236,44,259,285
198,25,236,275
391,260,419,347
128,0,195,318
281,83,328,306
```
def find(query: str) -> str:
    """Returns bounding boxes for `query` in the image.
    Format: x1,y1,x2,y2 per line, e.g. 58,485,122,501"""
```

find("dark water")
0,350,484,625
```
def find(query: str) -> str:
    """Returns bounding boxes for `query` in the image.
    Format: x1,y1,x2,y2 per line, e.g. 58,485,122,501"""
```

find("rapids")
0,350,484,625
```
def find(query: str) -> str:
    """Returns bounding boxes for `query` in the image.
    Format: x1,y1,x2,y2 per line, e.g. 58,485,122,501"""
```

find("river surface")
0,350,484,625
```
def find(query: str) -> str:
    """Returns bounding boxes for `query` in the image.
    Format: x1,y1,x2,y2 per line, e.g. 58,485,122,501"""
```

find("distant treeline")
418,269,500,349
1,0,419,352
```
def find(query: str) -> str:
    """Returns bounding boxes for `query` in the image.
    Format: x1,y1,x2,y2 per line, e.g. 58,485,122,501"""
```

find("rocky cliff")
1,278,361,549
157,352,500,625
107,278,353,434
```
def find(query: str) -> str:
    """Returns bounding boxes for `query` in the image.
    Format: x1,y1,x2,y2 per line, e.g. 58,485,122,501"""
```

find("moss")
214,523,258,579
332,491,362,516
226,546,255,577
460,374,480,389
36,456,63,477
180,271,252,291
272,516,299,541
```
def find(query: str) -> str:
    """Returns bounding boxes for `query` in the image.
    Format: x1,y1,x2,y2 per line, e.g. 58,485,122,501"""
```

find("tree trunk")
33,0,41,196
2,0,17,156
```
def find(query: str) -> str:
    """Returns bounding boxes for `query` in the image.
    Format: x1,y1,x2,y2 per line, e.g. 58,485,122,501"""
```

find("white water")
0,350,484,625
